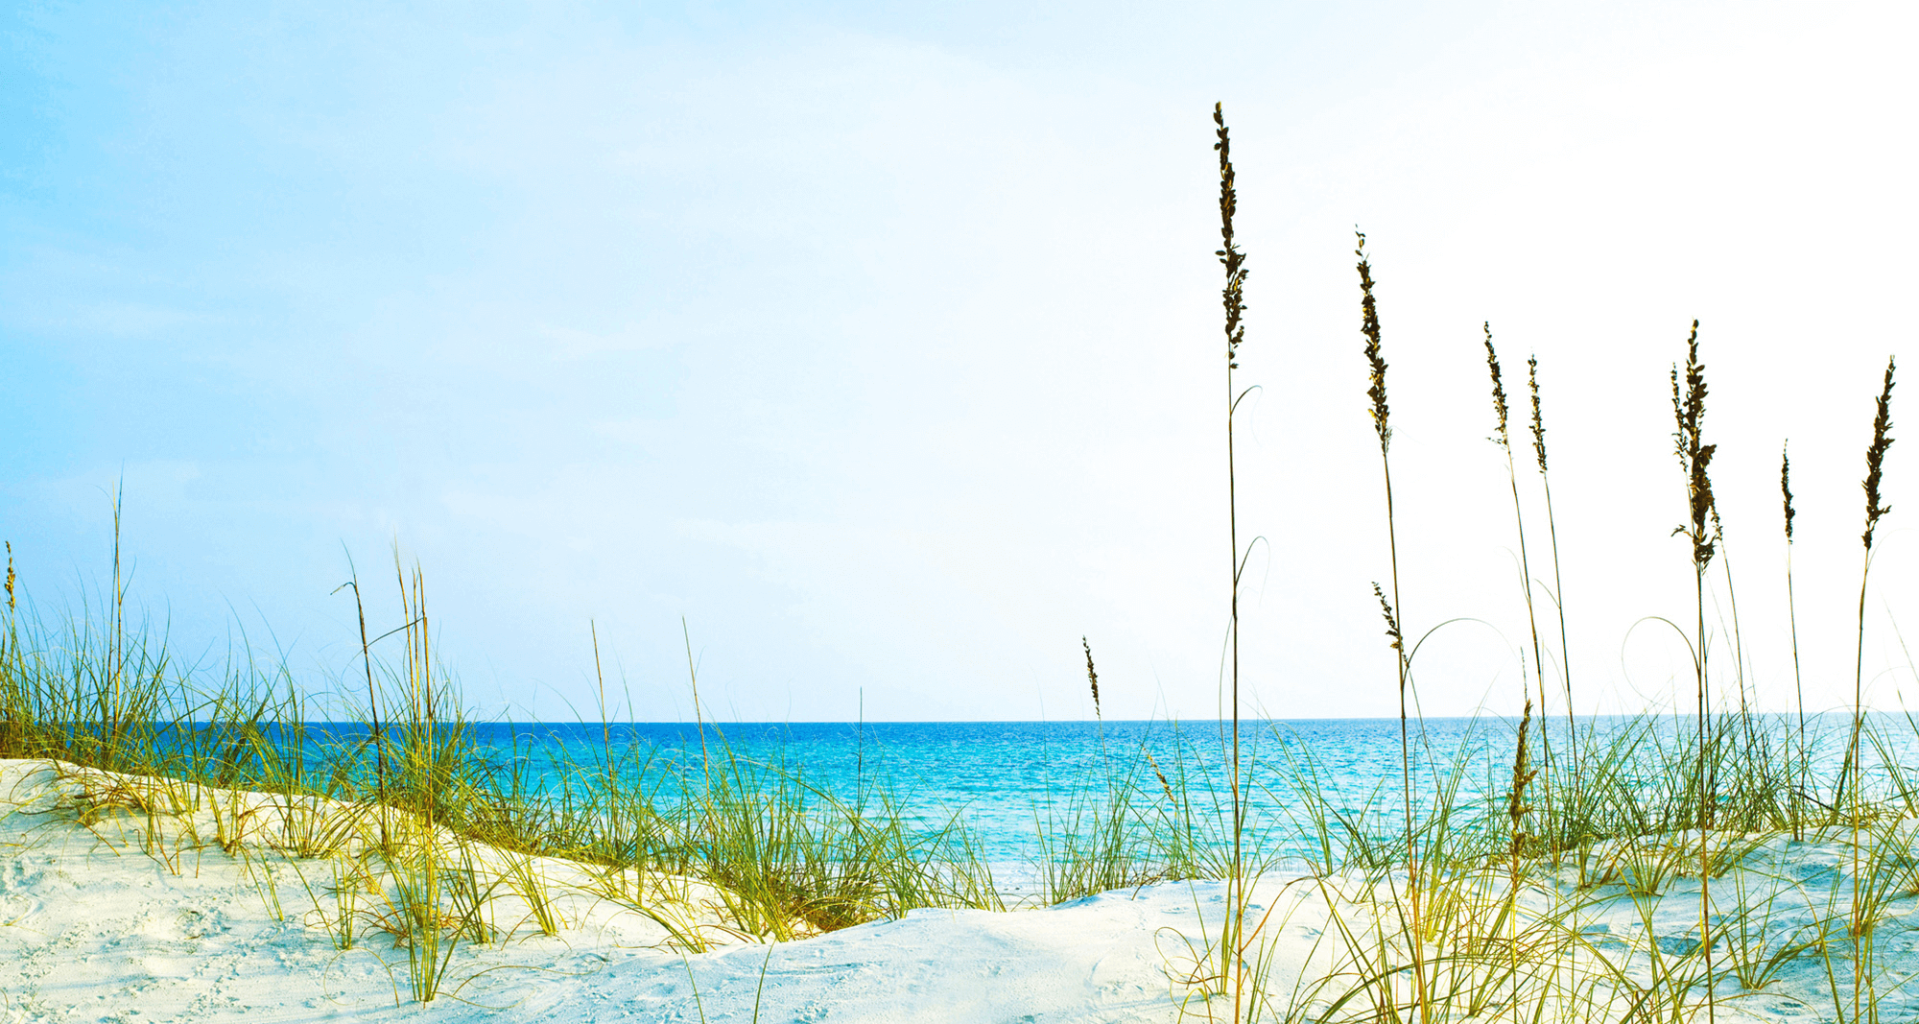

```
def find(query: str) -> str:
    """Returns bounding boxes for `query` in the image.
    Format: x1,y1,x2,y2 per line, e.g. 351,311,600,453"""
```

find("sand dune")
0,759,1208,1022
0,758,1905,1023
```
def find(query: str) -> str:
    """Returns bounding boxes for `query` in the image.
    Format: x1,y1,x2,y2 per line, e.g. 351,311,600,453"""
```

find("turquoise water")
438,713,1908,894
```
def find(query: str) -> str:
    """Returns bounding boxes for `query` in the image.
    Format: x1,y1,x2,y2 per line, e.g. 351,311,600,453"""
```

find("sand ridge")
0,758,1911,1022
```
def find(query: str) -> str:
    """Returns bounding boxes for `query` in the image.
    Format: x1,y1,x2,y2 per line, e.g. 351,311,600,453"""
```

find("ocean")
429,712,1900,896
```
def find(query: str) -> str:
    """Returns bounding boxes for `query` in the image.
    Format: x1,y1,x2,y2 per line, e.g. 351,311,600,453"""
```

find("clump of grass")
0,529,1011,1005
1504,698,1539,1011
13,172,1919,1024
1031,639,1157,903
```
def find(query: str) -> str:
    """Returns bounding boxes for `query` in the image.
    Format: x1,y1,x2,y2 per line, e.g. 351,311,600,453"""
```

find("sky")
3,1,1917,722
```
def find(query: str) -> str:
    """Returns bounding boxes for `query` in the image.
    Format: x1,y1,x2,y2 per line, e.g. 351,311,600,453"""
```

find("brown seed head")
1781,442,1796,543
4,541,12,613
1508,697,1538,827
1527,354,1548,474
1484,323,1510,450
1146,752,1176,804
1671,320,1718,570
1081,636,1101,717
1214,103,1248,371
1357,231,1389,451
1372,581,1404,654
1863,356,1897,551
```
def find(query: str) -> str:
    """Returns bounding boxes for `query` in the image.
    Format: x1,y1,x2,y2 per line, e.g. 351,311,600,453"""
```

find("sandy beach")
3,757,1912,1023
0,758,1207,1022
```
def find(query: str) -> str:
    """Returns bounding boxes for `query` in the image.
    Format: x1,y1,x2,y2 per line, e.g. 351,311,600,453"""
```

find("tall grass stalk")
589,620,635,902
1083,637,1103,757
1527,356,1576,759
1670,319,1718,1023
12,242,1919,1021
14,550,1919,1018
1211,100,1254,1021
392,557,454,1003
1505,698,1538,1016
334,556,390,848
1484,325,1554,810
1849,356,1896,1023
1781,443,1806,840
0,529,1022,1001
1356,230,1426,1021
683,618,714,792
1711,504,1765,772
109,486,124,751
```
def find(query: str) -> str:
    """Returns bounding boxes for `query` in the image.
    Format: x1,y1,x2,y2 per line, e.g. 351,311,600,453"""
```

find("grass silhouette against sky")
3,1,1917,722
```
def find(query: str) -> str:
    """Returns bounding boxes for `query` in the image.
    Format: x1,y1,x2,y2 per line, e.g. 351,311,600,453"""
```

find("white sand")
0,758,1907,1022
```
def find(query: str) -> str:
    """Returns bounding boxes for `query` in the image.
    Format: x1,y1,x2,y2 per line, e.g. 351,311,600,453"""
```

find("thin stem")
1486,328,1553,843
1781,441,1806,840
1540,475,1575,772
334,554,388,847
1212,100,1250,1023
1671,320,1716,1024
1358,230,1424,1021
1529,354,1578,787
1847,355,1895,1024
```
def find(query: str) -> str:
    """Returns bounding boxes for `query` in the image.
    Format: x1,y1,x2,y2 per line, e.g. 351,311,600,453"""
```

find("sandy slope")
0,759,1216,1023
0,757,1909,1023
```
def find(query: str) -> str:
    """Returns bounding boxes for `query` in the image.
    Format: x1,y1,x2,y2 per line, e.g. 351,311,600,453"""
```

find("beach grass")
0,544,1010,999
3,116,1917,1023
6,421,1919,1022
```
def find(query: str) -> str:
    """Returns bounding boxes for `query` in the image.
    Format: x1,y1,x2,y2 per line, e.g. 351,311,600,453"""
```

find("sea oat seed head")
1781,442,1796,543
1372,581,1404,653
1671,320,1717,569
1081,636,1101,717
1357,231,1390,451
1527,354,1548,474
1863,356,1897,551
1214,103,1248,371
1508,697,1538,826
1146,752,1176,804
1484,323,1511,450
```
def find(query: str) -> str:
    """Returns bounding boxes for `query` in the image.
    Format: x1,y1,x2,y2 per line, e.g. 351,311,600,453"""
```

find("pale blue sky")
4,1,1917,721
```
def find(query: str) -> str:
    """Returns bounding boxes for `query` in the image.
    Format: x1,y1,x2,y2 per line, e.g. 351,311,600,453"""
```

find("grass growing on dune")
6,103,1919,1024
0,545,1006,1001
1149,98,1919,1023
5,344,1919,1021
1230,317,1907,1024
